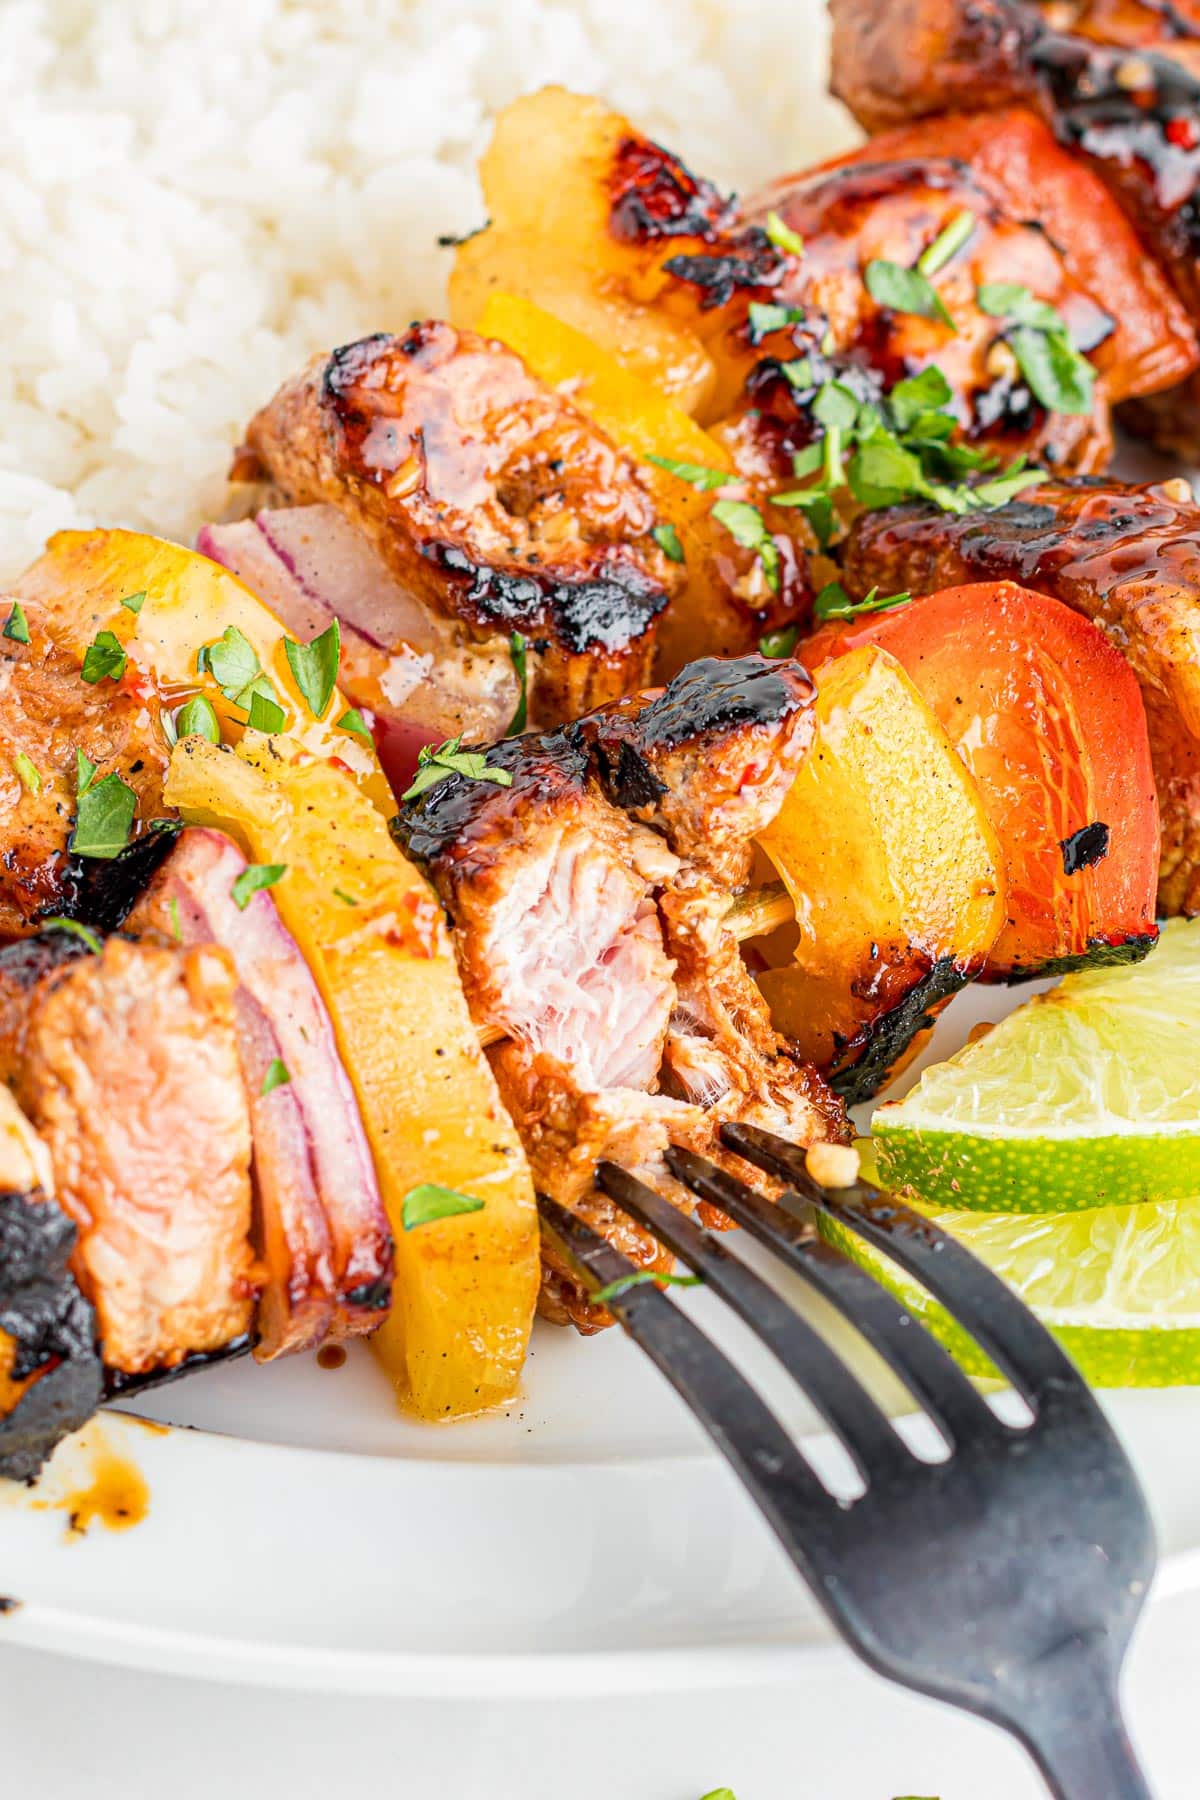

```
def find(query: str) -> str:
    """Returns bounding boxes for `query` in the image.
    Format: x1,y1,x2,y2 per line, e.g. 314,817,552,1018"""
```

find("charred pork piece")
842,477,1200,914
568,655,817,886
0,603,172,938
127,829,391,1360
0,1086,101,1482
394,657,846,1332
230,323,679,745
732,109,1196,482
827,0,1200,448
0,931,259,1378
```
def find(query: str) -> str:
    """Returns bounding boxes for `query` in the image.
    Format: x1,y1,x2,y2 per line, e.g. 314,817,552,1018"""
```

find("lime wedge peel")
872,918,1200,1213
819,1193,1200,1389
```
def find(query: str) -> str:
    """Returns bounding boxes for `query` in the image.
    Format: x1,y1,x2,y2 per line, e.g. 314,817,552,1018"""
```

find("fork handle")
1017,1648,1152,1800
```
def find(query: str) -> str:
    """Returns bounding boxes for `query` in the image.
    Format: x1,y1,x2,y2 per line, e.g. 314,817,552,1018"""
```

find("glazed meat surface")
843,478,1200,913
0,605,172,939
0,933,259,1375
238,322,679,729
395,655,845,1329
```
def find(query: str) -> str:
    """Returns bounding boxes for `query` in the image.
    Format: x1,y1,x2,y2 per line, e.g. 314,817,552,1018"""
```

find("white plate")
5,984,1200,1694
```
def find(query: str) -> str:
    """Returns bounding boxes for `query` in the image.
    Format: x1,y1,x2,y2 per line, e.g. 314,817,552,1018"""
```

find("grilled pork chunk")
0,1085,101,1481
0,932,259,1376
395,655,846,1330
0,602,173,938
842,478,1200,914
827,0,1200,447
232,322,680,742
127,829,391,1360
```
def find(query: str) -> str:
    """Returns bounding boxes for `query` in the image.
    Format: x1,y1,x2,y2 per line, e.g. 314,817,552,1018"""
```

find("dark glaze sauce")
394,733,589,880
607,135,734,243
595,654,815,752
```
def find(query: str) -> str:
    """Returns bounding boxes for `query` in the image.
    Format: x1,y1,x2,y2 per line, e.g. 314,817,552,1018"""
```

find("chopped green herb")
591,1268,704,1305
790,441,824,479
711,499,780,593
231,862,287,911
970,462,1048,508
814,581,912,622
204,625,259,696
916,208,976,278
2,601,30,645
119,590,147,615
332,887,359,907
651,521,685,563
699,1790,738,1800
865,259,954,329
759,625,800,658
261,1058,291,1096
336,708,372,742
75,749,97,796
401,1182,485,1230
887,365,954,429
506,631,528,737
402,735,515,801
780,356,813,390
976,283,1095,416
812,380,859,433
746,300,806,341
41,917,102,954
246,688,286,734
764,209,804,257
70,771,137,860
167,896,182,942
174,695,221,744
285,619,341,720
13,752,40,795
80,629,127,686
646,453,731,491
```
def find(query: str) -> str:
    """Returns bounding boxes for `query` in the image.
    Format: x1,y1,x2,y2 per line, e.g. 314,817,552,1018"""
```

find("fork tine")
536,1194,833,1529
721,1123,1089,1412
596,1160,912,1482
664,1143,1000,1449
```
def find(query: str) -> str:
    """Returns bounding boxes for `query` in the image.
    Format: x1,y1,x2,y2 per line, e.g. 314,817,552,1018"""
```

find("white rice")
0,0,855,578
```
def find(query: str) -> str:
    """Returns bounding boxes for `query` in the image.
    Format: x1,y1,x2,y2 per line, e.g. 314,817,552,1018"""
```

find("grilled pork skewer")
395,653,850,1331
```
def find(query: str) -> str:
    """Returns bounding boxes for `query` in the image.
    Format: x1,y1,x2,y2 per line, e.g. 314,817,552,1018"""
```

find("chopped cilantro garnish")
3,601,30,644
231,862,287,911
916,209,976,278
401,1182,485,1230
204,624,259,696
887,365,954,429
780,356,813,389
332,887,358,906
711,499,780,593
246,688,286,734
812,380,859,433
261,1058,291,1096
759,625,800,658
646,453,731,491
80,629,127,685
119,590,147,615
591,1268,704,1305
652,521,685,563
506,631,528,737
174,695,221,744
336,708,372,742
747,300,806,342
13,752,40,795
402,736,515,801
865,258,954,329
764,210,804,257
976,283,1095,416
814,582,912,622
75,749,97,796
41,917,102,954
285,619,341,720
167,896,182,942
70,770,137,860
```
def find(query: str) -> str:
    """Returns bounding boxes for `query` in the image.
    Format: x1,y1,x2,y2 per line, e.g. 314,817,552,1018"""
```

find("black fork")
538,1124,1156,1800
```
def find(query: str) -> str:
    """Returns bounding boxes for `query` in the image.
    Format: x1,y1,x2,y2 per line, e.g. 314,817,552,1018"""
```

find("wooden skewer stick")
474,881,793,1049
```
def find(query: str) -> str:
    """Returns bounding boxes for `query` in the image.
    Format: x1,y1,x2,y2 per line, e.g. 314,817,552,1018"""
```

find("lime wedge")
872,918,1200,1212
819,1191,1200,1387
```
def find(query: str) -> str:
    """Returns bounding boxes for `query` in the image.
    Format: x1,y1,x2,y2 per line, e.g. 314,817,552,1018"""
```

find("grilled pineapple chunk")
164,734,540,1420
